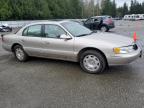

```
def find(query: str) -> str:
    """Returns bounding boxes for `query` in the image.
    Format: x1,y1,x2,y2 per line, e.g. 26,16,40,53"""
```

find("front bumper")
108,48,141,66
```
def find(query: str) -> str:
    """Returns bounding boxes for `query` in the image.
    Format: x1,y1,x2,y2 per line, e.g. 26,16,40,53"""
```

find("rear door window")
23,25,42,37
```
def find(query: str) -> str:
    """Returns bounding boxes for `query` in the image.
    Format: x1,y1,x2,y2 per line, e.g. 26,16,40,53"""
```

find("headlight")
114,46,134,54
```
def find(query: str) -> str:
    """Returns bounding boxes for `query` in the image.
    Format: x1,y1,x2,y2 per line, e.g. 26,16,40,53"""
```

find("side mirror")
60,34,72,40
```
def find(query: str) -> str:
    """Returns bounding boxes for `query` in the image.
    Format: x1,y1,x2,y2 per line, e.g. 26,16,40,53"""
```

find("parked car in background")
139,14,144,20
83,16,115,32
0,24,12,32
1,21,141,74
113,17,122,20
123,14,144,21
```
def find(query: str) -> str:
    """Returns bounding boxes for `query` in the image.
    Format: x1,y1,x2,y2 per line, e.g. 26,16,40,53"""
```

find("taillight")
106,19,113,24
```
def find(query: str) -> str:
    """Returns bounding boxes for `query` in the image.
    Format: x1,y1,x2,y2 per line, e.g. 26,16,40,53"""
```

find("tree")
101,0,113,16
129,0,143,14
1,0,144,20
111,0,117,17
116,7,123,17
0,0,12,20
123,2,129,16
142,2,144,13
0,0,83,20
95,3,101,16
70,0,82,18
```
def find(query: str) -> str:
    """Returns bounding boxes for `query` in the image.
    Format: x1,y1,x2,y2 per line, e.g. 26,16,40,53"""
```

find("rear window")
100,16,111,20
102,16,113,21
105,16,112,19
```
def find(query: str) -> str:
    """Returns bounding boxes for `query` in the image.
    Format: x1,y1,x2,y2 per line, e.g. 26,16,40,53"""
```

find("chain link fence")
136,40,144,57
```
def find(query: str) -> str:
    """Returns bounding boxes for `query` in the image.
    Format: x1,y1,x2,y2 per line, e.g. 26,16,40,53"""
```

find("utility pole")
81,0,84,18
97,0,99,16
91,0,95,16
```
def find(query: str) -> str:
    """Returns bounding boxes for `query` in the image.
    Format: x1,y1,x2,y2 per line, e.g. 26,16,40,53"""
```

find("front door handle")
21,39,25,42
45,42,50,44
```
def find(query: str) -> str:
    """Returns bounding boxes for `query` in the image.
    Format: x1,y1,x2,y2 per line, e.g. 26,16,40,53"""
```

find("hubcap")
15,48,24,60
101,27,107,32
83,55,101,72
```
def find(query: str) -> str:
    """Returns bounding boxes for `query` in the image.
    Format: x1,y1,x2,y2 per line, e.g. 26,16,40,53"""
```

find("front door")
41,24,74,61
84,18,94,30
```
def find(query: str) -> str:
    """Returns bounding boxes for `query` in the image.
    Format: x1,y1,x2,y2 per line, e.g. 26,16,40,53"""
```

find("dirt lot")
0,20,144,108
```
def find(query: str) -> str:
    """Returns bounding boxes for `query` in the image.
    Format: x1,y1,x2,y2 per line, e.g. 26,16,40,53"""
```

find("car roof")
24,20,71,27
91,15,111,18
16,20,74,35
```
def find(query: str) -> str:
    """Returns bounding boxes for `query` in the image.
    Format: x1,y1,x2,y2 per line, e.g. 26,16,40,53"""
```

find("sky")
115,0,144,7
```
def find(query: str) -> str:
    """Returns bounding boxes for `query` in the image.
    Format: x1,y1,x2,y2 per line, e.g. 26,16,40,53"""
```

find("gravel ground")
0,20,144,108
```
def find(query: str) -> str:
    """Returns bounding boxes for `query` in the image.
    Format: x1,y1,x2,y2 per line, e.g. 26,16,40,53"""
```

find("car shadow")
2,54,142,76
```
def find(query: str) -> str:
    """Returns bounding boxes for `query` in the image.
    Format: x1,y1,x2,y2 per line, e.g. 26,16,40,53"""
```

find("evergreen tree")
101,0,113,16
0,0,12,20
123,2,129,16
116,7,123,17
0,0,144,20
111,0,116,17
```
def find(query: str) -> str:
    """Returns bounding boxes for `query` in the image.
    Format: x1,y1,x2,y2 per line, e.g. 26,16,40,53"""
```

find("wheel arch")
101,24,108,27
11,43,22,52
100,24,109,32
78,47,108,66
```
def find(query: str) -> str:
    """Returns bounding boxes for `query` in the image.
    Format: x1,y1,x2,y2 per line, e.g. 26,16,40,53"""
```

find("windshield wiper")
76,31,97,37
76,34,89,37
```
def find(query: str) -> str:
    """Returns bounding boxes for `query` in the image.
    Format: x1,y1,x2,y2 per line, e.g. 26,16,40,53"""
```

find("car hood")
83,32,134,47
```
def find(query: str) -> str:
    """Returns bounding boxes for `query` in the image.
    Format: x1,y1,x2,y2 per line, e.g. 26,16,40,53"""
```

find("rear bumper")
108,24,115,29
2,42,12,52
108,48,141,66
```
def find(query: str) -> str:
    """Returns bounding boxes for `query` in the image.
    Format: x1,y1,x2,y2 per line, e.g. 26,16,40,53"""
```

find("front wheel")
8,28,12,32
80,50,106,74
13,45,28,62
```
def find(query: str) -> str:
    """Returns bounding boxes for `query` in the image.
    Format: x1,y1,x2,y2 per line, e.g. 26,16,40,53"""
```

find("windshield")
61,21,92,37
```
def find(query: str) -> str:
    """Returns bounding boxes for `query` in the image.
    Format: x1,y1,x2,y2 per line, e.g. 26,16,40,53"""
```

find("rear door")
20,24,44,56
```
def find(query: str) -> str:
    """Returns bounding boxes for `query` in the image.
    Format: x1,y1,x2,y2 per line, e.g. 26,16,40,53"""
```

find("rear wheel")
80,50,106,74
100,26,109,32
13,45,28,62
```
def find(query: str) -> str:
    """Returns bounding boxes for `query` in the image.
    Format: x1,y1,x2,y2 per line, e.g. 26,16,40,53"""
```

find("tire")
80,50,106,74
100,26,109,32
9,28,12,32
13,45,28,62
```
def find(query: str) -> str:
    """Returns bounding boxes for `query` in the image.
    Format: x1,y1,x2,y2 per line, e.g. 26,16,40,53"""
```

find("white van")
123,15,131,20
124,14,144,20
138,14,144,20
